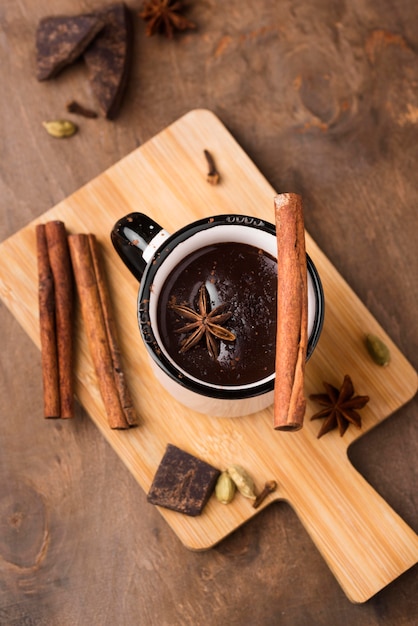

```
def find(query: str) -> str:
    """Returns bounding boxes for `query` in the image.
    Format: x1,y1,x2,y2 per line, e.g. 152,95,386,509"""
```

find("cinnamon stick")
36,224,60,418
44,221,74,418
68,234,137,429
273,193,308,431
88,234,138,426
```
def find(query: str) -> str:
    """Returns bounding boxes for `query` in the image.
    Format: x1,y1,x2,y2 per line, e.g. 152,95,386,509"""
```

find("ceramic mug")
111,213,324,417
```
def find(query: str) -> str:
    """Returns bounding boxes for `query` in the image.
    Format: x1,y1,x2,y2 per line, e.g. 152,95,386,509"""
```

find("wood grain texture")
1,0,418,623
0,108,416,603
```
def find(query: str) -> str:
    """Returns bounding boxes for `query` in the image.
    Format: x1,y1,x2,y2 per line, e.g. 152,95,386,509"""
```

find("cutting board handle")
287,450,418,602
111,212,168,281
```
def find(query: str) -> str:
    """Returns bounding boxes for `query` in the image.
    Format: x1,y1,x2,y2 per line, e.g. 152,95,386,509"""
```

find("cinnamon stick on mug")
68,234,137,429
44,220,74,419
273,193,308,431
36,224,60,418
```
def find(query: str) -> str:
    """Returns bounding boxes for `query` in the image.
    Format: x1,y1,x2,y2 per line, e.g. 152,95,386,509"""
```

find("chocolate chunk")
147,444,221,516
36,14,104,81
83,4,133,119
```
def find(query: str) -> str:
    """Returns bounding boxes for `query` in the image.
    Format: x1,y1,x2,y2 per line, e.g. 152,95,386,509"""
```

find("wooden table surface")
1,1,417,624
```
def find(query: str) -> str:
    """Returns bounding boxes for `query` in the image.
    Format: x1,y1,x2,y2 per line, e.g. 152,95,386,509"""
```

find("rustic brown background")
1,1,417,624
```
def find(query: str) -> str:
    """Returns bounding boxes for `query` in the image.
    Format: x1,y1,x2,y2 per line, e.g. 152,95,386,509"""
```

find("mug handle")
111,212,169,282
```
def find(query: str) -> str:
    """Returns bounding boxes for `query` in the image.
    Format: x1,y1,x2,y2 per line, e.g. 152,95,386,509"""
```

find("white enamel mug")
111,213,324,417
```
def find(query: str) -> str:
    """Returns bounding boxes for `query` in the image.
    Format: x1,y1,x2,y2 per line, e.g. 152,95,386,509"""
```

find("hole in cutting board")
347,404,418,533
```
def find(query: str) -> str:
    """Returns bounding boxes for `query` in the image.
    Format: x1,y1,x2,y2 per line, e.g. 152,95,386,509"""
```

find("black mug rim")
138,214,324,400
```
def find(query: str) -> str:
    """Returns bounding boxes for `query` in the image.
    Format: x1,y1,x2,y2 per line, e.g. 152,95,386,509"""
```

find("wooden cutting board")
0,109,417,603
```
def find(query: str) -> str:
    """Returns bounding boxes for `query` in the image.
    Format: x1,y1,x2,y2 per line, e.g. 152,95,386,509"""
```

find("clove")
66,100,98,119
252,480,277,509
204,149,220,185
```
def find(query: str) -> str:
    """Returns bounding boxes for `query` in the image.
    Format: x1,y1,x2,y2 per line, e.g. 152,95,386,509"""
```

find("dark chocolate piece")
147,444,221,516
36,14,104,81
83,4,133,119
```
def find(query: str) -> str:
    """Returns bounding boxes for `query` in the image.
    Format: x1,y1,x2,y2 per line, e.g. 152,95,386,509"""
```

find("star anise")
310,374,369,439
139,0,196,38
170,283,236,359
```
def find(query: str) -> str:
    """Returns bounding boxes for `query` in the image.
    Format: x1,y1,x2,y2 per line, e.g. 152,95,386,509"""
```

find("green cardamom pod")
226,464,257,500
215,471,236,504
42,120,78,138
365,334,391,367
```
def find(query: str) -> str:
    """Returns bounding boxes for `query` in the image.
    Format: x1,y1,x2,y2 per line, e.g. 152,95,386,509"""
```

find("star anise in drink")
139,0,196,38
170,283,236,359
310,374,369,438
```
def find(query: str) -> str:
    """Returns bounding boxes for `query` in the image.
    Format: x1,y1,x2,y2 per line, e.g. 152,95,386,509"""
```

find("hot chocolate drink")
157,242,277,386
